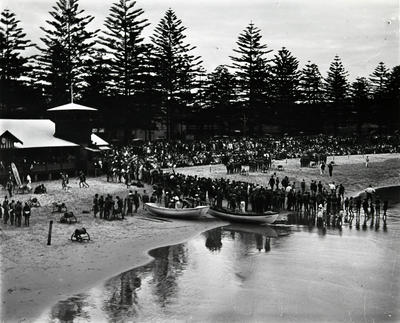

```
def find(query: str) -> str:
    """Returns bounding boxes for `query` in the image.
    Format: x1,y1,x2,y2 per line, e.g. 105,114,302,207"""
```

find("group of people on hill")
92,190,151,220
1,196,32,227
100,134,399,181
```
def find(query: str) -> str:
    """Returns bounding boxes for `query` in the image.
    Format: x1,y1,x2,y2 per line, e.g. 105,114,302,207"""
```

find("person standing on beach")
3,197,9,224
78,171,89,188
301,179,306,193
383,201,388,222
320,162,325,175
317,181,323,194
317,204,324,227
99,195,104,219
93,194,99,218
142,190,149,209
344,197,349,221
348,197,354,225
117,196,124,219
6,179,13,197
375,199,380,218
125,191,134,216
328,162,333,177
104,195,111,220
269,176,275,191
60,172,66,190
23,202,31,226
15,201,22,227
365,156,369,168
9,200,15,225
132,191,141,213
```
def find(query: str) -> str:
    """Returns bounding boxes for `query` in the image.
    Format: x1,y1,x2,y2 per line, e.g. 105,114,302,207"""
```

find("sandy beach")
1,153,400,322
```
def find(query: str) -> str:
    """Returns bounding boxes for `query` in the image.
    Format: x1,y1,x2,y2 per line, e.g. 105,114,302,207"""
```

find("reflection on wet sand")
149,244,188,307
102,271,141,321
45,187,399,322
204,227,222,252
50,294,90,322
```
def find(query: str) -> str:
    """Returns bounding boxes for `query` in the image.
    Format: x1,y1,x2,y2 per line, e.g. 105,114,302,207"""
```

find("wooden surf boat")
208,207,280,224
145,203,209,219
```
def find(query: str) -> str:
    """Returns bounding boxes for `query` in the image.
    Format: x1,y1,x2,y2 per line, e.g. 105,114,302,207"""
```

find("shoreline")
1,153,400,322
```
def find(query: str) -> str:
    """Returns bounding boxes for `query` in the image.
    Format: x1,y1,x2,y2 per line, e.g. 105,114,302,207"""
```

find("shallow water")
40,186,400,323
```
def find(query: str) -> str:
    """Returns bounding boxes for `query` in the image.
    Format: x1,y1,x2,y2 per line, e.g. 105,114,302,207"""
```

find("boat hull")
208,207,280,224
145,203,209,219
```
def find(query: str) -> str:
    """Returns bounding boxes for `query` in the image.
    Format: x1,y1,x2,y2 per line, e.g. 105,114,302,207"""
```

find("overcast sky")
1,0,399,80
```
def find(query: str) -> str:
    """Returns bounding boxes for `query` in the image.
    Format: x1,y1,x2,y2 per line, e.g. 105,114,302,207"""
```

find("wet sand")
1,153,400,322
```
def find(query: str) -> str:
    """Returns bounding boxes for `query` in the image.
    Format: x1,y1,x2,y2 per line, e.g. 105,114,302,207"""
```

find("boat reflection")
47,225,289,322
50,294,90,322
148,244,188,307
102,271,142,321
204,227,223,251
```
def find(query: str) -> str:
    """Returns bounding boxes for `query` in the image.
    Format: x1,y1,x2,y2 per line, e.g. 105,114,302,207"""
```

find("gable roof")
0,130,23,144
0,119,78,148
91,133,108,146
47,103,97,112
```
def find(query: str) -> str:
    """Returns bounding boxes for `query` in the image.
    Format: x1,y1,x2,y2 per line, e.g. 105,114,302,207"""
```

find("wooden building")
0,103,109,183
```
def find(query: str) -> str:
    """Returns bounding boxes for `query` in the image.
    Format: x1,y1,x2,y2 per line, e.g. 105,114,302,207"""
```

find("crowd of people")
1,133,397,230
91,190,152,221
100,134,400,181
1,196,32,227
103,167,387,229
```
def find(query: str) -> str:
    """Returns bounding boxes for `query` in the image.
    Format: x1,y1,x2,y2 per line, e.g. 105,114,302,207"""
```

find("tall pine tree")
230,22,272,126
0,9,34,115
350,77,371,129
270,47,300,106
204,65,237,133
325,55,349,103
324,55,349,132
300,61,324,104
150,9,202,139
100,0,149,96
36,0,98,105
369,62,389,99
0,9,32,81
386,65,400,128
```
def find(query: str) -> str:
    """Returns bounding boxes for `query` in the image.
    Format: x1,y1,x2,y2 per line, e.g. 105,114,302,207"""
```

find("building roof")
47,102,98,112
0,130,23,144
0,119,79,148
91,133,108,147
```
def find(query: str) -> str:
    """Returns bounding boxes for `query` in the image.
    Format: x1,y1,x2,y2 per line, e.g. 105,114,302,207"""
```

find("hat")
318,204,323,208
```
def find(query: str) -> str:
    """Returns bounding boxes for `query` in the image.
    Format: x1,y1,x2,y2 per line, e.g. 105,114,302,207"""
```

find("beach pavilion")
0,103,109,183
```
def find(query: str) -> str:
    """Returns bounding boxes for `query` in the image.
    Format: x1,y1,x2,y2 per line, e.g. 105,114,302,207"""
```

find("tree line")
0,0,399,140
